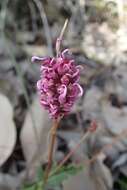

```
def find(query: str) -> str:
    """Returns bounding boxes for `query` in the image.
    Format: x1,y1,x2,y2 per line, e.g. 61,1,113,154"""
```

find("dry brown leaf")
20,95,51,166
0,94,16,166
102,101,127,135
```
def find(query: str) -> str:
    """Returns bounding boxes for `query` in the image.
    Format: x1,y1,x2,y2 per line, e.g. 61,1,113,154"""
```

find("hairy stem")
44,118,60,187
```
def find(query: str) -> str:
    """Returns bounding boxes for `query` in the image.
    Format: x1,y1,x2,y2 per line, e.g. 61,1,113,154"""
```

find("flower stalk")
44,118,61,186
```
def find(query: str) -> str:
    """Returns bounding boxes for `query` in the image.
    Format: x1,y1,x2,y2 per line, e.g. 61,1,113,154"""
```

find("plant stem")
43,118,60,187
56,19,68,57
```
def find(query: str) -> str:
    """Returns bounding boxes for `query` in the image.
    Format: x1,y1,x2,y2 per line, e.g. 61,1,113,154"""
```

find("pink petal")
31,56,48,62
37,80,42,90
61,49,70,57
69,60,75,64
63,102,72,111
73,83,83,97
68,83,83,98
50,104,58,115
58,85,67,104
40,100,49,109
62,64,70,73
40,66,49,74
72,69,80,78
61,75,70,85
50,58,55,66
76,65,84,71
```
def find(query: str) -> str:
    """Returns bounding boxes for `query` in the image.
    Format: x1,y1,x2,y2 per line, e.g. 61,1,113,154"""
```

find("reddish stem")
44,118,60,186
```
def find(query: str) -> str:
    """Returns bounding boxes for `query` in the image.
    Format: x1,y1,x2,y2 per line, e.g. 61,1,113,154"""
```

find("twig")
52,131,90,175
49,121,97,176
50,124,127,177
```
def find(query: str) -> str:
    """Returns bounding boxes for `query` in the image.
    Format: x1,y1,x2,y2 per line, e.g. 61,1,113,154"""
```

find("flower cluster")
32,49,83,119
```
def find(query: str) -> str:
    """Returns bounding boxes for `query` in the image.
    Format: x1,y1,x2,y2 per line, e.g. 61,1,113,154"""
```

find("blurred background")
0,0,127,190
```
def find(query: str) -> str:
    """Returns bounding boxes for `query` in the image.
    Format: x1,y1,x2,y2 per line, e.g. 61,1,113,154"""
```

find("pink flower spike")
35,48,83,119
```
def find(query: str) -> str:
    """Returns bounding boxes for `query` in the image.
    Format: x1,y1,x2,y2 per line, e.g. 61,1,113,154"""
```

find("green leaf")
23,183,43,190
47,164,83,187
23,184,36,190
36,166,44,181
23,164,83,190
118,178,127,190
22,167,44,190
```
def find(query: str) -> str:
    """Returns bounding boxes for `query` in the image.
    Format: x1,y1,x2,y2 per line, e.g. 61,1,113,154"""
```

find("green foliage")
36,167,44,181
118,176,127,190
48,164,83,187
23,164,83,190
